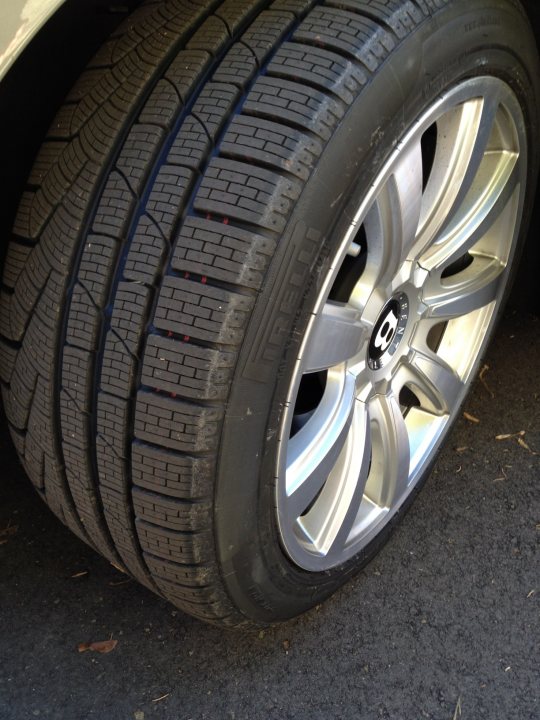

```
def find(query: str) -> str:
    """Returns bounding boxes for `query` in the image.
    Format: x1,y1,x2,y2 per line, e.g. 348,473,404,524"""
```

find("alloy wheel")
276,77,527,572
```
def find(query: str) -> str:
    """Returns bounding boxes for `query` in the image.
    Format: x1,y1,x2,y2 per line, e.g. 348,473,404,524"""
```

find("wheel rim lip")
275,76,528,572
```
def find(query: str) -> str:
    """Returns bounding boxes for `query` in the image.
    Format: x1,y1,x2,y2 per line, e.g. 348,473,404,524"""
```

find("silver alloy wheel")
276,77,527,572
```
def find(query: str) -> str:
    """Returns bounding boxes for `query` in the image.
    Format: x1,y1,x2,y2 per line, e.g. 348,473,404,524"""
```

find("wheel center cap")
368,293,409,370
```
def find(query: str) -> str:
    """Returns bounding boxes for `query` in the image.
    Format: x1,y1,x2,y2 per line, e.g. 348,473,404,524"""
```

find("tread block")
116,123,165,194
243,75,345,141
132,442,214,498
97,393,128,457
0,339,17,384
187,15,230,55
212,43,258,86
3,363,35,430
271,0,313,16
28,140,69,187
268,42,367,103
141,333,235,400
154,275,254,345
100,283,150,397
2,242,33,290
138,78,183,128
167,114,212,170
135,390,223,452
241,9,296,62
145,165,194,238
327,0,424,39
137,520,212,564
294,7,395,71
165,49,211,103
133,487,210,532
171,215,276,288
220,114,323,180
62,345,92,410
191,82,240,138
78,235,118,300
92,171,136,237
65,283,102,352
216,0,262,34
194,157,302,232
144,554,215,588
124,216,168,285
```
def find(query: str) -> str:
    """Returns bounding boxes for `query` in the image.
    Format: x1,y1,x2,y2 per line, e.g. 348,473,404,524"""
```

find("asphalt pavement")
0,312,538,720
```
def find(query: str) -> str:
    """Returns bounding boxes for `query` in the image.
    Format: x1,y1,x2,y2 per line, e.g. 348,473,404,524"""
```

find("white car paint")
0,0,65,81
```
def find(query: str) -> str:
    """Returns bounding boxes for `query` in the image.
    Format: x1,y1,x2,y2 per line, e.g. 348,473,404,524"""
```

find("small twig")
493,466,508,483
152,693,170,703
109,578,132,587
479,364,495,398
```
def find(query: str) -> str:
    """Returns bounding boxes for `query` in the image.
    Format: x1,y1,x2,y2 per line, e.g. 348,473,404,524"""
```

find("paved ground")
0,312,538,720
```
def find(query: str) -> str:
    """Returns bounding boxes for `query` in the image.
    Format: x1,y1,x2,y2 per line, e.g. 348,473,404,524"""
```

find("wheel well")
0,0,142,271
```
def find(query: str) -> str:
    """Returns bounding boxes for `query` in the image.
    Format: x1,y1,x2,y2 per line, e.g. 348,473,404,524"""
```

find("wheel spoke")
366,394,410,507
417,90,502,248
303,302,367,373
392,138,424,261
286,374,356,520
423,255,505,320
440,87,503,224
299,401,371,556
367,139,423,285
395,346,464,415
420,151,519,273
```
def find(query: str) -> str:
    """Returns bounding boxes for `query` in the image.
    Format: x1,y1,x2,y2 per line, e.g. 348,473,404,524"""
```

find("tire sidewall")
215,0,540,623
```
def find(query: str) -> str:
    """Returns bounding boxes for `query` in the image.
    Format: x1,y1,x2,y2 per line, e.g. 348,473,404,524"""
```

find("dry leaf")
282,639,290,651
78,639,118,654
456,446,470,454
517,437,538,455
496,431,525,441
0,523,18,545
463,412,480,424
71,571,88,578
527,590,536,599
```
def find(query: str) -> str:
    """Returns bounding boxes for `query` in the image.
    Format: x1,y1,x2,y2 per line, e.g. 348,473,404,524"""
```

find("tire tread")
0,0,449,625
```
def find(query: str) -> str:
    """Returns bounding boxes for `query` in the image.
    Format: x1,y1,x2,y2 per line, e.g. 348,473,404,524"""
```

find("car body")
0,0,65,80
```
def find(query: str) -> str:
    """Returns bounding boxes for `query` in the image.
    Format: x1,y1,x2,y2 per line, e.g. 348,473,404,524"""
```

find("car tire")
0,0,538,626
